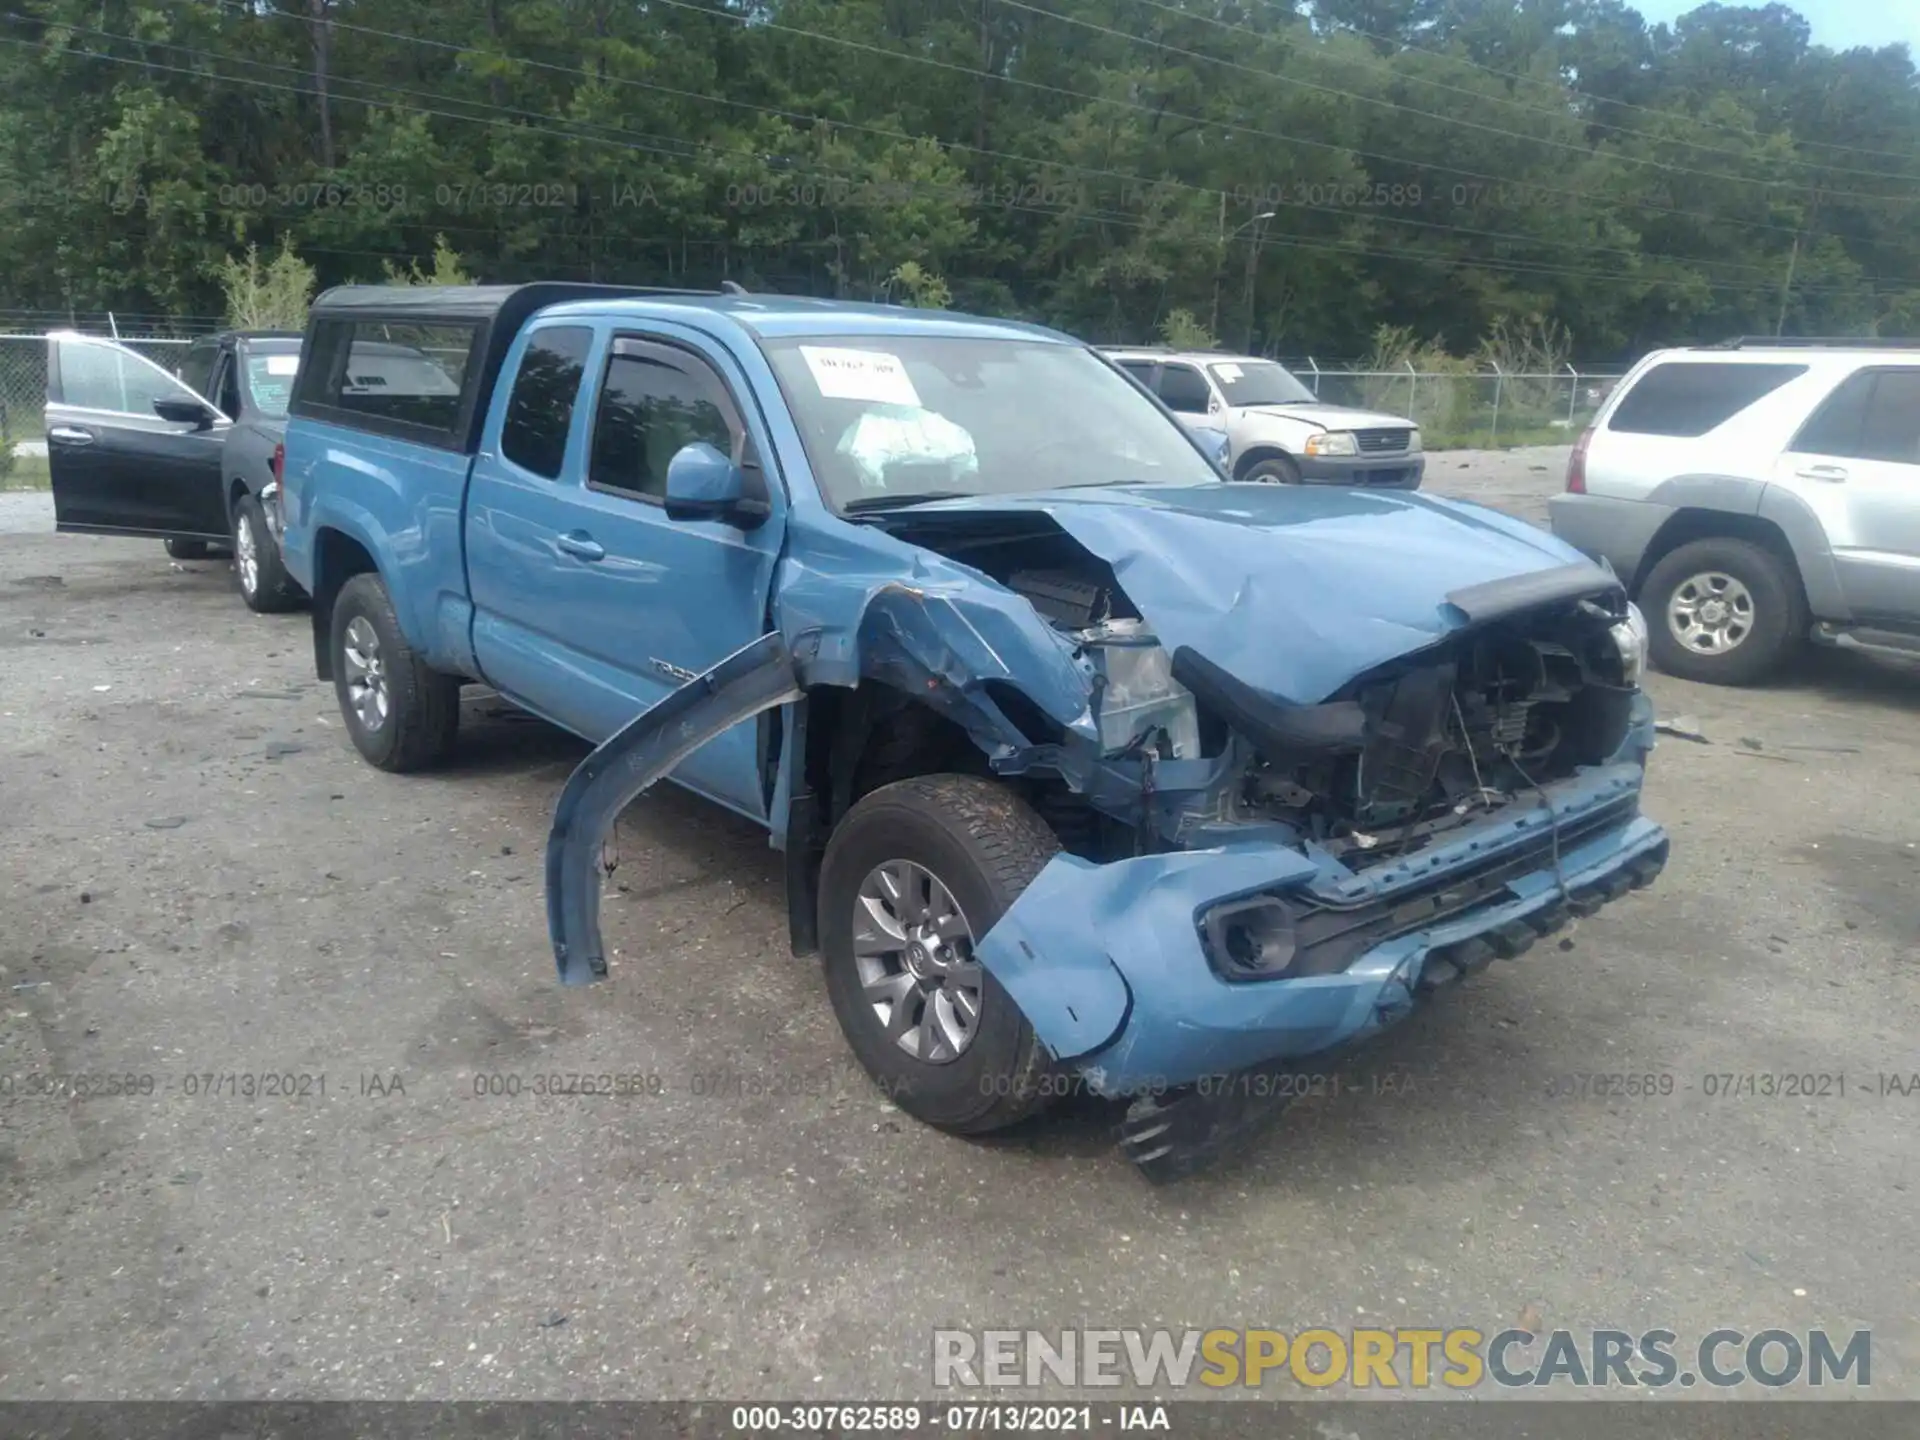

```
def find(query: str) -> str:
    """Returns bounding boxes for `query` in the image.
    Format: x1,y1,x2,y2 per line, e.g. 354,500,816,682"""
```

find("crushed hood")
885,483,1606,704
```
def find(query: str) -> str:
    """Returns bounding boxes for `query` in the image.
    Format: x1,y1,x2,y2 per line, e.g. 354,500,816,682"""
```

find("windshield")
242,341,302,418
1207,359,1318,407
762,336,1221,508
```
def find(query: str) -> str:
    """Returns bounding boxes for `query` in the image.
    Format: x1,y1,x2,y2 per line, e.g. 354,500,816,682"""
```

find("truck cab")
280,283,1667,1178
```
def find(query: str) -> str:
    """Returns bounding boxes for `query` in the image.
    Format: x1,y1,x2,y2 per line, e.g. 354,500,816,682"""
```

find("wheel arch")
1233,444,1299,480
1631,507,1808,611
308,526,381,681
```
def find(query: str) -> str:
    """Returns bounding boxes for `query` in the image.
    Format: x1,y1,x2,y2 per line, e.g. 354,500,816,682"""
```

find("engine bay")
867,506,1642,867
1229,611,1640,857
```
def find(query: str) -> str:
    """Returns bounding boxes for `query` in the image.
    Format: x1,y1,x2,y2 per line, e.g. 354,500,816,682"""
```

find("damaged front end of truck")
546,484,1669,1179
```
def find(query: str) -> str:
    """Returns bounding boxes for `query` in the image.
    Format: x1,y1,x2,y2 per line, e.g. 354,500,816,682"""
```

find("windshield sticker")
801,346,922,408
1213,363,1243,381
264,354,300,376
837,404,977,490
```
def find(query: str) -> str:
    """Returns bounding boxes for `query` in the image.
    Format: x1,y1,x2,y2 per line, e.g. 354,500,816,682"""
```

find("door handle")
47,426,94,446
1795,464,1848,482
555,531,606,562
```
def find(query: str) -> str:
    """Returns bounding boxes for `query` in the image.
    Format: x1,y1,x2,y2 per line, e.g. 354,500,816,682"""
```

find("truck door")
466,323,785,821
44,334,231,540
1776,366,1920,621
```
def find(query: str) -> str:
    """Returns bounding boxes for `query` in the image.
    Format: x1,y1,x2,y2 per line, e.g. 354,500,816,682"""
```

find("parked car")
1102,347,1424,488
46,329,460,614
280,283,1666,1177
1550,338,1920,685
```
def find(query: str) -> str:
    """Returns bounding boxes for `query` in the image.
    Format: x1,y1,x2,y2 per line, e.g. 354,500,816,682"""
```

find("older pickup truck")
280,282,1669,1178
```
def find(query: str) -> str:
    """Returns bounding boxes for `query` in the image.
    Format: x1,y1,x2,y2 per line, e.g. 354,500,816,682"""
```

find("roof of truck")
310,282,1072,344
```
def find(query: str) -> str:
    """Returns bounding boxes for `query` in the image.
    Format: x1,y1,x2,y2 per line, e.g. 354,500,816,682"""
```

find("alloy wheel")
851,859,984,1064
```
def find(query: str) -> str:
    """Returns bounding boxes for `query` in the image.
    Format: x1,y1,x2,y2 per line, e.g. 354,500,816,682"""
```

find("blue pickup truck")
280,282,1669,1178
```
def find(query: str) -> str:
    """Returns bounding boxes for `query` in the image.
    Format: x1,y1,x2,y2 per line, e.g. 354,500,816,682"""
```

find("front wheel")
819,775,1062,1134
329,572,461,772
1641,537,1805,686
1241,454,1302,484
233,493,303,613
164,538,210,560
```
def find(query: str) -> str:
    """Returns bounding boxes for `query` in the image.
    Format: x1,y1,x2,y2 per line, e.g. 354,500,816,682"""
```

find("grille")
1353,428,1412,454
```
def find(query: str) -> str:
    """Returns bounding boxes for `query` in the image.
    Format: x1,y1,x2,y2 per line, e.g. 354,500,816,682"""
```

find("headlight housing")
1081,619,1200,759
1304,430,1358,457
1406,427,1423,454
1609,602,1649,687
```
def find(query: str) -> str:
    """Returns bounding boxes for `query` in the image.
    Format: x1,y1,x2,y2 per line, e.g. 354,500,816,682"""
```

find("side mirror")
154,396,217,430
663,440,768,527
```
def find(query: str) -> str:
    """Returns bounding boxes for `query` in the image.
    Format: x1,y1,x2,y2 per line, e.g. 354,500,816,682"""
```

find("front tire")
819,775,1062,1134
233,493,303,614
1642,537,1805,686
165,538,210,560
329,572,461,772
1241,454,1302,484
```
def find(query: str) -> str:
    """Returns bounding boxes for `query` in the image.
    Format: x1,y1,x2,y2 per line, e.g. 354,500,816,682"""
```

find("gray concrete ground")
2,449,1917,1401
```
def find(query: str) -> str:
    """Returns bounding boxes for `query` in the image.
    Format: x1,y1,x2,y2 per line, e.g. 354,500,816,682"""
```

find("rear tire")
1642,537,1805,686
233,493,303,614
1241,454,1302,484
328,572,461,772
819,775,1062,1134
164,538,210,560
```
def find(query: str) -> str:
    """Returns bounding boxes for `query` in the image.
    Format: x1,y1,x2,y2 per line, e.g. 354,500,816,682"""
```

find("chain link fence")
1283,362,1627,448
0,327,1629,463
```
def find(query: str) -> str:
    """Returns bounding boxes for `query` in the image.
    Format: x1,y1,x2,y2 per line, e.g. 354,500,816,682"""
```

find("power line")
1124,0,1920,178
641,0,1859,241
1292,4,1920,168
211,0,1883,283
0,27,1881,300
996,0,1920,202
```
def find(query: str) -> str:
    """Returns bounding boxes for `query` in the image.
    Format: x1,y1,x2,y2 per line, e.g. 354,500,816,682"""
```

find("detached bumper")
1295,452,1424,488
973,761,1667,1176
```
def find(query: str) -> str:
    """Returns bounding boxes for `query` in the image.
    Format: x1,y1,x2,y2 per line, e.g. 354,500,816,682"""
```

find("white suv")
1549,340,1920,685
1103,348,1424,489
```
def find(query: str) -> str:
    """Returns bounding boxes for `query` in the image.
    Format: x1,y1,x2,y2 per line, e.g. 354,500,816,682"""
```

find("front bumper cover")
971,760,1668,1178
1294,452,1425,488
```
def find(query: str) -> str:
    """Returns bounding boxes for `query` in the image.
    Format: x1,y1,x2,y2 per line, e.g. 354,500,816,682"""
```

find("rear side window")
177,341,218,400
500,327,592,479
1607,362,1807,437
1791,368,1920,465
589,350,735,500
1859,370,1920,464
299,318,478,441
1790,372,1875,456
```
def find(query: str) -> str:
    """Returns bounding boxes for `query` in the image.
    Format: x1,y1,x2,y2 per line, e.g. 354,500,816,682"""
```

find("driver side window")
1156,363,1214,414
54,336,215,419
588,347,737,501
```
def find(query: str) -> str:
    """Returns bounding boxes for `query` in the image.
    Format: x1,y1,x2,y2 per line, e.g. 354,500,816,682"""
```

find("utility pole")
1242,210,1271,353
1210,190,1225,340
1776,184,1823,338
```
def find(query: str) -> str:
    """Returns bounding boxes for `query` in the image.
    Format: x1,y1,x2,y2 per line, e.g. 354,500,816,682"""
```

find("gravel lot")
3,447,1918,1401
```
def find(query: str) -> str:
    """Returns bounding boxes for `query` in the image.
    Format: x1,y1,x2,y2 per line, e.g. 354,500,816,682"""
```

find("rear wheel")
1642,537,1805,686
329,572,461,771
233,492,302,613
1241,454,1302,484
164,538,210,560
819,775,1061,1134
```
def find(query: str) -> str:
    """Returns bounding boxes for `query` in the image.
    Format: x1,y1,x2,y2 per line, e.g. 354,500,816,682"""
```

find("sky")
1630,0,1920,53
